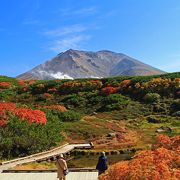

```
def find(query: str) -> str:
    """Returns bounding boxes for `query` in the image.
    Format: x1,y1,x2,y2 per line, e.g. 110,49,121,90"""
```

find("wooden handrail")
1,143,69,165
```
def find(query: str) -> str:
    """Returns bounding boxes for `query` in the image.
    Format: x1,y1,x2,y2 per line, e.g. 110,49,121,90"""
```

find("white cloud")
44,24,87,37
49,35,91,53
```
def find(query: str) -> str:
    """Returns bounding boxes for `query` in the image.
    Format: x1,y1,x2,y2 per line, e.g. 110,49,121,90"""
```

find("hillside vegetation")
0,72,179,159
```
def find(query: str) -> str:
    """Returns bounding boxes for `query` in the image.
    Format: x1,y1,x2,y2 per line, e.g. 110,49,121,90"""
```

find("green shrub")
0,89,15,101
170,100,180,112
47,109,81,122
60,110,81,122
144,93,161,104
0,115,64,158
62,94,86,107
103,94,129,105
99,94,130,111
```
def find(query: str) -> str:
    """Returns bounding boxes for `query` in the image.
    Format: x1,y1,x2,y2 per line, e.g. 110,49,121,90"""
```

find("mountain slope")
17,49,165,80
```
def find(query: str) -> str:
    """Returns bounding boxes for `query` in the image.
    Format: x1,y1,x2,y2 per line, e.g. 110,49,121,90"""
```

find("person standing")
96,151,108,176
56,154,68,180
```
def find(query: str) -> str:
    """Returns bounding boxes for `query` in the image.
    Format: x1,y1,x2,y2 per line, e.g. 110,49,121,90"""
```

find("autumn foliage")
44,105,67,112
0,82,12,88
15,108,47,124
101,87,118,95
100,135,180,180
0,102,47,126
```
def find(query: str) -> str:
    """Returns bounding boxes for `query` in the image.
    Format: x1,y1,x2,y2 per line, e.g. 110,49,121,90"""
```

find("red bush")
101,87,118,95
100,135,180,180
44,93,52,98
0,82,12,88
119,80,131,88
17,80,26,86
15,108,47,124
0,119,7,126
0,102,47,126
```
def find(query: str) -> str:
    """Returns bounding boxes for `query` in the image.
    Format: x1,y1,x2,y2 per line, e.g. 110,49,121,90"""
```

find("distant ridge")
17,49,165,80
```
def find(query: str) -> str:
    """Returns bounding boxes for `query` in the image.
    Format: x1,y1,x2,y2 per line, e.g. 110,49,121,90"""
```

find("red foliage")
44,105,67,112
100,135,180,180
27,80,35,85
47,88,57,93
0,119,7,126
101,86,118,95
0,102,16,125
17,80,35,86
119,80,131,88
15,108,47,124
0,82,12,88
17,80,26,86
0,102,16,111
0,102,47,126
44,93,52,98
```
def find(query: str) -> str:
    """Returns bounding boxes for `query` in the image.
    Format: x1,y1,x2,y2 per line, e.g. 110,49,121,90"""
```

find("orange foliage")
0,102,47,126
0,82,12,88
100,135,180,180
119,80,131,88
17,80,26,86
88,80,103,88
0,119,7,126
15,108,47,124
44,93,52,98
0,102,16,126
62,81,81,88
101,87,118,95
17,80,35,86
44,105,67,112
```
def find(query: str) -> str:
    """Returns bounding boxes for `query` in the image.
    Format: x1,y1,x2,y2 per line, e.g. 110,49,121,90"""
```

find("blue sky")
0,0,180,77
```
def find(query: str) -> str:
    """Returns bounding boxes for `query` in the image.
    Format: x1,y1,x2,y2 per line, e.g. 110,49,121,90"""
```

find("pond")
67,153,134,168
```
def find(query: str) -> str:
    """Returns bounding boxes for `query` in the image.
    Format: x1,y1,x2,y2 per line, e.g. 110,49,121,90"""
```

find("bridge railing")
1,143,69,165
2,168,98,173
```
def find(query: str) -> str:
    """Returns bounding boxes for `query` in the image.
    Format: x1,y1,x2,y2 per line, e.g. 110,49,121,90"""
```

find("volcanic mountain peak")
17,49,165,80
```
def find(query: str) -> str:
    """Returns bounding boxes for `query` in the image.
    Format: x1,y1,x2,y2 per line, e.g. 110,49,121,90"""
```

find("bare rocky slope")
17,49,165,80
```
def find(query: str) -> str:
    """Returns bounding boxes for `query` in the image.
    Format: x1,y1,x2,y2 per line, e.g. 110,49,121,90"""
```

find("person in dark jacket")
96,151,108,175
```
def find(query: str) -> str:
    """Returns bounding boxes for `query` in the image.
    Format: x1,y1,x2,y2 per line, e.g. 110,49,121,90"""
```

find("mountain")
17,49,165,80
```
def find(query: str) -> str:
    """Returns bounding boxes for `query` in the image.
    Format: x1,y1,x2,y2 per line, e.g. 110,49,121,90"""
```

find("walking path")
0,143,92,172
0,171,98,180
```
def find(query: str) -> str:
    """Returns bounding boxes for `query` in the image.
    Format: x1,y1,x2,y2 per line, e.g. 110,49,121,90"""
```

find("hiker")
56,154,68,180
96,151,108,176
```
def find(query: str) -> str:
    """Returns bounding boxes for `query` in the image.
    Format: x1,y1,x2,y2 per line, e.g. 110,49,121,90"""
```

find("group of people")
56,152,108,180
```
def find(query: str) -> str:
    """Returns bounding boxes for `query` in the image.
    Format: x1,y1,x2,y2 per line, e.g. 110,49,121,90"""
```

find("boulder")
147,117,160,123
156,126,172,133
172,111,180,117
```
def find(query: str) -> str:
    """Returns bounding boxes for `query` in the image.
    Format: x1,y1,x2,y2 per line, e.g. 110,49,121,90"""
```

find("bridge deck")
0,172,98,180
0,143,92,172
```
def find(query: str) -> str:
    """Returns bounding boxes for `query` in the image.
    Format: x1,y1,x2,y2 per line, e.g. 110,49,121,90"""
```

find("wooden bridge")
0,143,93,173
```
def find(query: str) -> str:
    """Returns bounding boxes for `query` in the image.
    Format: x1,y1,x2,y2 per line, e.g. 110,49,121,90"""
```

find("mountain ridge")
17,49,165,80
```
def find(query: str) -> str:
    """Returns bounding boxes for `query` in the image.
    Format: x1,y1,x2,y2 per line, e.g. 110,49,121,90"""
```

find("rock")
107,133,116,138
147,116,160,123
156,126,172,133
153,105,166,112
172,111,180,117
91,112,97,115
